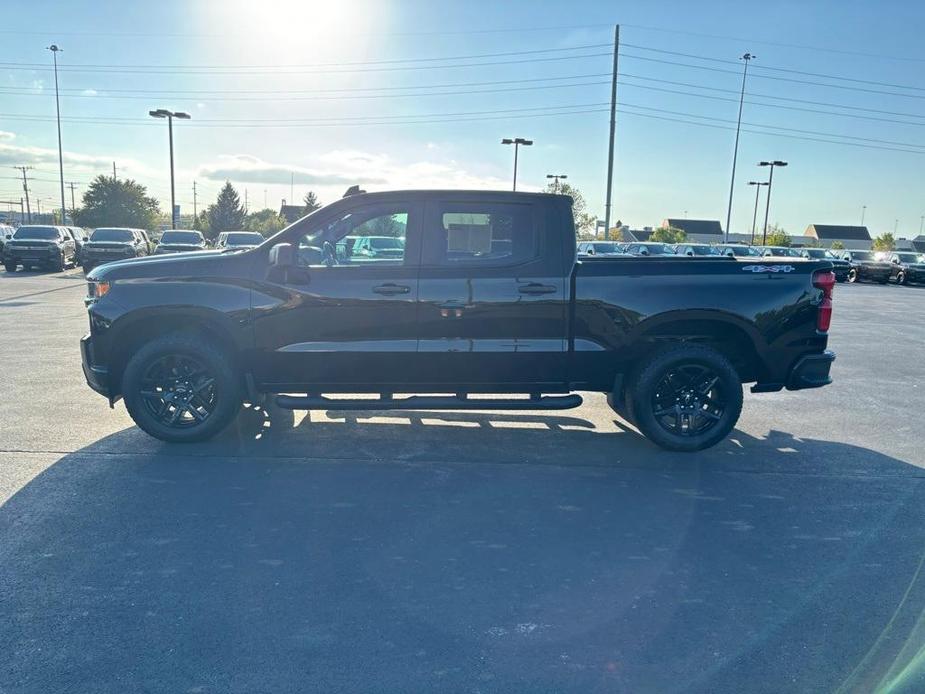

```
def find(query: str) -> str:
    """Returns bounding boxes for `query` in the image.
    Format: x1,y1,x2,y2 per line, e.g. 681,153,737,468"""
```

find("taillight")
813,270,835,332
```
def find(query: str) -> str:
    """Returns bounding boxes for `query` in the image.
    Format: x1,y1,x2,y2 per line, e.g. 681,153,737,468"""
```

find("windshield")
591,243,620,253
690,245,721,256
803,249,827,258
160,231,203,245
225,232,264,245
850,251,875,261
895,253,920,263
13,226,59,240
90,228,135,242
638,244,671,255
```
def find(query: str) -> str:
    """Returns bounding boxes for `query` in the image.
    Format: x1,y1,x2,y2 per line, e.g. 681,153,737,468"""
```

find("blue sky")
1,0,923,237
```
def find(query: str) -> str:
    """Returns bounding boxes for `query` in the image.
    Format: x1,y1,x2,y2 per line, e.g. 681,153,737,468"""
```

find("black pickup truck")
81,189,835,452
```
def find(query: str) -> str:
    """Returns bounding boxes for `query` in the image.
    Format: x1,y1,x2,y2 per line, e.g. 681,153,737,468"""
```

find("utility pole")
112,162,117,180
861,205,866,226
14,166,33,223
47,44,68,225
193,181,198,221
244,188,248,213
748,180,769,244
604,24,619,238
66,181,78,213
724,52,755,243
894,219,899,234
758,160,787,245
920,215,924,235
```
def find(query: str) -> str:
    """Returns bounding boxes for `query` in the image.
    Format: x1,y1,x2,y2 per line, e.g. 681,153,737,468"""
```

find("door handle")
518,283,557,295
372,283,411,295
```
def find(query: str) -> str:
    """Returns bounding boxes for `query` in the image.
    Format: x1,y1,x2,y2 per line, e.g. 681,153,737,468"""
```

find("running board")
275,393,583,411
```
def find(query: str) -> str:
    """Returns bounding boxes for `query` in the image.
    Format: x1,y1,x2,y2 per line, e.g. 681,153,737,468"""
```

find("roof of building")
279,204,305,224
663,219,723,236
805,224,871,240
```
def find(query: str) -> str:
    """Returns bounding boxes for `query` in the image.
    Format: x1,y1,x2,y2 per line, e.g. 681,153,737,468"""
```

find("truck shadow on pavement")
2,407,925,693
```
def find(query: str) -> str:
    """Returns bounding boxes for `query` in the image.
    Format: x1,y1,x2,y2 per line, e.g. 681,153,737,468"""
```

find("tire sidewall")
847,268,858,283
122,335,241,443
628,345,744,452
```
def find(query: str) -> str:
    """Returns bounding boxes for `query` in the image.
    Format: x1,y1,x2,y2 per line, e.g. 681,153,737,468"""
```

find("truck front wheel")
122,334,242,443
626,344,743,452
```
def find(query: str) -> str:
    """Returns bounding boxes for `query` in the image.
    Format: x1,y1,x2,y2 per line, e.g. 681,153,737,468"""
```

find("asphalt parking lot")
1,268,924,694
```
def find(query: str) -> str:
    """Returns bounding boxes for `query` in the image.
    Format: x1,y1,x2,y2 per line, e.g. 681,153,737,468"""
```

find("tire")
122,334,242,443
625,343,743,452
897,271,907,285
3,260,15,272
847,268,858,283
50,254,65,272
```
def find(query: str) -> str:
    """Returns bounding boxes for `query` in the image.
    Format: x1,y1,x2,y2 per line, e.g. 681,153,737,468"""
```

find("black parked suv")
887,251,925,285
80,188,836,453
81,227,150,271
801,248,850,282
841,250,892,283
3,225,77,272
154,229,208,254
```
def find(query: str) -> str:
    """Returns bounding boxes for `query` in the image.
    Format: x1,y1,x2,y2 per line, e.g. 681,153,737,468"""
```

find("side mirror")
892,257,900,264
270,242,295,267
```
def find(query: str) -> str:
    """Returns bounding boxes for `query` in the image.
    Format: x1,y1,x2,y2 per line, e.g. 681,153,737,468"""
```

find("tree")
545,181,596,238
830,240,845,250
244,208,287,237
650,226,687,243
763,225,791,247
205,181,246,240
872,232,896,251
303,191,321,215
73,175,160,229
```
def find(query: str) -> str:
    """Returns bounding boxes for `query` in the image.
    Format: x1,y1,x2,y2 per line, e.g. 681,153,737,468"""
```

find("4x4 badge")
742,264,796,273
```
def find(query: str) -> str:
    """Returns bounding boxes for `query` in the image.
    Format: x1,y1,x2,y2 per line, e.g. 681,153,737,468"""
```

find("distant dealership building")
803,224,872,250
661,218,724,240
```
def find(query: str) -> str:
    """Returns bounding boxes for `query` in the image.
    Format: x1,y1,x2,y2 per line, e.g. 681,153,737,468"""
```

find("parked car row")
1,226,268,274
576,241,924,285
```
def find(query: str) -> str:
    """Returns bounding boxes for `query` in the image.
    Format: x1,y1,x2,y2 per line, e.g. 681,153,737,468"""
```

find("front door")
252,200,422,390
414,197,569,390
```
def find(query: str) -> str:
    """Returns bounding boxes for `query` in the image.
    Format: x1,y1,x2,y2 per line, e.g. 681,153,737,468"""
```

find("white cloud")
0,137,147,179
81,88,98,97
198,154,372,186
0,131,14,141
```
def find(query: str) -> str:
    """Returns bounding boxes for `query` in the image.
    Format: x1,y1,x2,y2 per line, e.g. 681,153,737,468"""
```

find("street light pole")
758,160,787,244
47,45,68,225
724,52,755,243
546,173,567,193
748,180,769,244
861,205,867,226
501,138,533,191
149,109,191,228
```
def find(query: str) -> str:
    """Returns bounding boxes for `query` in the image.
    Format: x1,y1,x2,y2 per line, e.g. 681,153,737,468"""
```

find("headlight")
87,280,111,301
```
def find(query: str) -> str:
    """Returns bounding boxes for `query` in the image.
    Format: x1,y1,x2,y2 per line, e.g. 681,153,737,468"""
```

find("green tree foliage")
763,225,791,247
872,232,896,251
650,226,687,243
205,181,246,240
73,175,160,229
303,191,321,215
830,240,845,250
244,208,287,237
544,181,597,238
357,213,406,237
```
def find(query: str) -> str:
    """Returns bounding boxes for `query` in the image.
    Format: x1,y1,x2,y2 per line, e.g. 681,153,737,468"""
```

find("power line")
0,43,611,70
0,51,612,76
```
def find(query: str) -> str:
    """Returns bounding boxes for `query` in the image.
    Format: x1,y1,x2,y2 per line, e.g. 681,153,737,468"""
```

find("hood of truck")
86,249,236,280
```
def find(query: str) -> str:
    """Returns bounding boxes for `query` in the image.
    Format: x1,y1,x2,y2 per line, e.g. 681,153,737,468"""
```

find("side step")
275,393,583,411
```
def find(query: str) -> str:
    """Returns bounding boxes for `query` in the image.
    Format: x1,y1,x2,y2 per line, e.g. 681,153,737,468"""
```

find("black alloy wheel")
897,271,907,285
650,363,725,438
139,354,217,429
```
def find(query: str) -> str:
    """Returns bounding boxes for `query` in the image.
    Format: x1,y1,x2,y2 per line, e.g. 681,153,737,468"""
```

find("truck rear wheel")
122,334,242,443
626,344,743,452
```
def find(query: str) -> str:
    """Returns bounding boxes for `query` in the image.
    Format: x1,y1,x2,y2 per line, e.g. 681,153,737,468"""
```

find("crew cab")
841,250,892,283
215,231,265,251
81,190,836,452
3,225,77,272
81,227,150,271
153,229,208,254
887,251,925,285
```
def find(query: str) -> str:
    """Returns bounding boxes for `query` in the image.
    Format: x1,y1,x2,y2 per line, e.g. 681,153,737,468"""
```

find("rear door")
415,196,568,389
252,198,423,389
